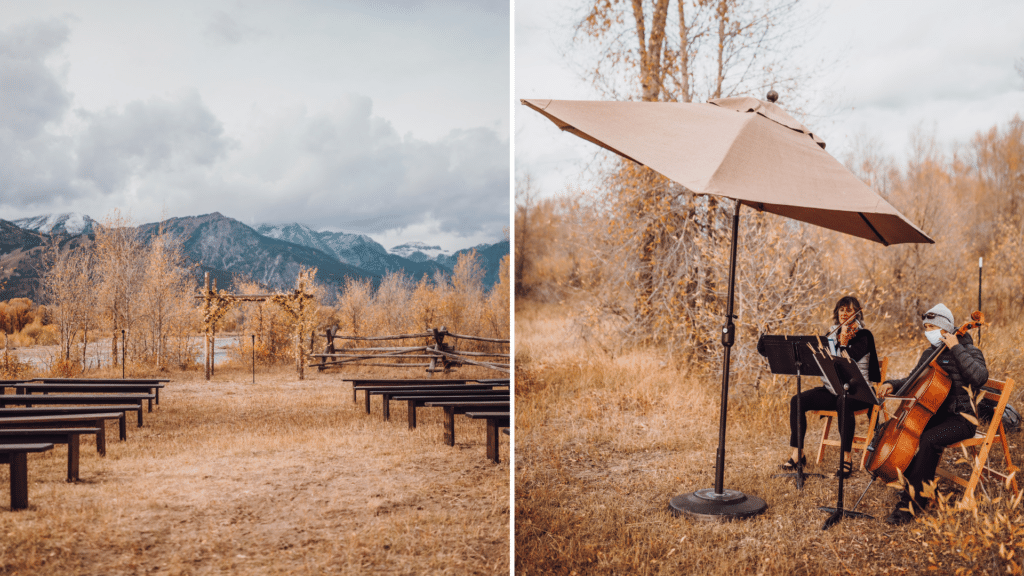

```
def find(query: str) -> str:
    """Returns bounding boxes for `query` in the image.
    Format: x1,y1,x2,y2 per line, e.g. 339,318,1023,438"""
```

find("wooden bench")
392,392,510,428
466,411,510,463
365,387,508,421
0,394,153,426
353,384,504,415
16,383,165,412
0,428,100,481
345,378,472,402
26,378,168,408
0,413,126,455
0,443,54,510
422,400,511,447
0,407,133,442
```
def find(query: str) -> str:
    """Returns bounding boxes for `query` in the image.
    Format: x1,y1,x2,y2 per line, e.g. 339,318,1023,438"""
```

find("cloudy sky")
1,0,510,252
516,0,1024,197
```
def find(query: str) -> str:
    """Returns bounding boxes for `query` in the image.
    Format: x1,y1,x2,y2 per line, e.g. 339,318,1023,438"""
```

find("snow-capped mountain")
13,213,96,235
0,213,508,300
138,214,373,290
390,242,452,263
256,223,388,269
254,222,446,278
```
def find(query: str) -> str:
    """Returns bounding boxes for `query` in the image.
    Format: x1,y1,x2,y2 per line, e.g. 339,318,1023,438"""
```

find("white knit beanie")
923,303,955,333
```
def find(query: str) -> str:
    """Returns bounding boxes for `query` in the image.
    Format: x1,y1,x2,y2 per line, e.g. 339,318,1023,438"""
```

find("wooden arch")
199,269,318,380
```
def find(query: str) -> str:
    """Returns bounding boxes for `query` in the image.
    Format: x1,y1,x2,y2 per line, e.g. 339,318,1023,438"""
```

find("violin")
865,311,985,484
826,311,861,347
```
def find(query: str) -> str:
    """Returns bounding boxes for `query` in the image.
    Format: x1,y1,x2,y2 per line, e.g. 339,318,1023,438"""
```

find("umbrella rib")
564,128,643,165
858,213,889,247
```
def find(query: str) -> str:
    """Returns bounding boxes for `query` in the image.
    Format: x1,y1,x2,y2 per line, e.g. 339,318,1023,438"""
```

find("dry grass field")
515,303,1024,575
0,364,510,575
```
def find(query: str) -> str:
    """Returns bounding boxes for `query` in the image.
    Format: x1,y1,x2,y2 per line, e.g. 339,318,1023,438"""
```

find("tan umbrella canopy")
522,96,932,246
522,93,933,522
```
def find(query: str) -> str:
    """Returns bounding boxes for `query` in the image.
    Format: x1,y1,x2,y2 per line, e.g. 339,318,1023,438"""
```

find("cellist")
876,303,988,525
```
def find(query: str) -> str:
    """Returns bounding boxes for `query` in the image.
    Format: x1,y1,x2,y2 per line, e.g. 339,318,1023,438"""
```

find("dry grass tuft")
516,302,1023,575
0,365,509,575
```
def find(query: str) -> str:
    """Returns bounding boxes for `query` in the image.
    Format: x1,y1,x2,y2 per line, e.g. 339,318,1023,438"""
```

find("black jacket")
886,332,988,414
839,328,882,383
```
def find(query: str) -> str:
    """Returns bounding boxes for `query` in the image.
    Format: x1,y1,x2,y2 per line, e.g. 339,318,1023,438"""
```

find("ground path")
0,368,510,575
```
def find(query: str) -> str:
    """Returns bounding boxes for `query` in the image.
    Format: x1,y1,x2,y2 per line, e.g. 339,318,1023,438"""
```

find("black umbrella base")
668,488,767,521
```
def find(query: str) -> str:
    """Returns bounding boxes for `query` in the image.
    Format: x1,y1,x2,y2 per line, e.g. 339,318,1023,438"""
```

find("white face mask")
925,329,943,346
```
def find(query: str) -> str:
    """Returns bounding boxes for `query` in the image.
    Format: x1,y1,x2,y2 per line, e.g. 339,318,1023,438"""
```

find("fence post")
296,279,305,381
204,272,211,381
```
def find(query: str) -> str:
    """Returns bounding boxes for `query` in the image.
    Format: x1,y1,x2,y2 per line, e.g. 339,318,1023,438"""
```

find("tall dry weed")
517,301,1024,575
0,346,33,379
917,487,1024,574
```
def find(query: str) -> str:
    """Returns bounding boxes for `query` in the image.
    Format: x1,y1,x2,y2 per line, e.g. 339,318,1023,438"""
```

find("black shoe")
835,460,854,479
885,493,918,526
885,506,915,526
779,455,807,470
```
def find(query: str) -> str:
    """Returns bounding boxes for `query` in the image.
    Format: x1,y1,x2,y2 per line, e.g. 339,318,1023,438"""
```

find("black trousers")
789,386,872,453
903,411,976,499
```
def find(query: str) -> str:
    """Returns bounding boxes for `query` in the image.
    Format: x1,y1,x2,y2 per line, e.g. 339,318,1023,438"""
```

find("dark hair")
833,296,864,325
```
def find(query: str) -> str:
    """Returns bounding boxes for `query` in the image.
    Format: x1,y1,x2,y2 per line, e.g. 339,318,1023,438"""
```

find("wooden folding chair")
936,377,1020,508
811,357,888,470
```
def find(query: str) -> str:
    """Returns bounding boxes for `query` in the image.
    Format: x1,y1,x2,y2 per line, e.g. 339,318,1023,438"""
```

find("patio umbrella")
521,92,933,520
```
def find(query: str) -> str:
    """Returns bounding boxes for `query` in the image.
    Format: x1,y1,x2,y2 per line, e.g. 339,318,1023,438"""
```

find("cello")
865,311,985,484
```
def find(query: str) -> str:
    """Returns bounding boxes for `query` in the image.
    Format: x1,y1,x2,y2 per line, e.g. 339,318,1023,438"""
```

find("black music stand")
810,348,880,530
758,335,826,489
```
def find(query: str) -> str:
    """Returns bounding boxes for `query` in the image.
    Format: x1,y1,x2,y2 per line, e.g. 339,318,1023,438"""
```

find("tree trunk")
678,0,691,102
714,0,728,99
632,0,671,101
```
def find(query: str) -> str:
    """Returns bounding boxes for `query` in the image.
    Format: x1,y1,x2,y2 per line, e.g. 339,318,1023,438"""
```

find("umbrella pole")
669,201,768,520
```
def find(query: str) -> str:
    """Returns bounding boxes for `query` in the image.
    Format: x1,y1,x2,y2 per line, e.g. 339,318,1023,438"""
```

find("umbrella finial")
766,90,778,103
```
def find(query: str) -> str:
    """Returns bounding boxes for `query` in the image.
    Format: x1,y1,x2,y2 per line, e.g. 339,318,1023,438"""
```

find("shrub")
0,348,33,379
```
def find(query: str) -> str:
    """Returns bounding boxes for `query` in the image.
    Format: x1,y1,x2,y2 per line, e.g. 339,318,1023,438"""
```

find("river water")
5,337,233,369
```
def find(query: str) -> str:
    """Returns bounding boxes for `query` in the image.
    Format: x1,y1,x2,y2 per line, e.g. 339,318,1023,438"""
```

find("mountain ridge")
0,212,508,301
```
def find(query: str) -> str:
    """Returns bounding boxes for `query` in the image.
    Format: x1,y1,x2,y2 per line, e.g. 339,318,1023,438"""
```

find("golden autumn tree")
446,250,486,335
41,235,96,369
484,254,512,339
551,0,828,359
336,276,374,338
92,211,146,368
137,228,199,370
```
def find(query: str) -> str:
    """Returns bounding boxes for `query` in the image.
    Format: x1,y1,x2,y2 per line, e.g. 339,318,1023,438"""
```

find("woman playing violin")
779,296,882,479
877,303,988,525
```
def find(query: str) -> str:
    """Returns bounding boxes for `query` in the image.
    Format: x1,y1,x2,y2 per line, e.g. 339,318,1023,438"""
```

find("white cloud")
74,93,235,193
0,3,509,252
0,19,76,204
219,95,509,235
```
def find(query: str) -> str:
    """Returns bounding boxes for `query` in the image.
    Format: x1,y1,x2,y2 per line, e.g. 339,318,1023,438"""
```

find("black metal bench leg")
68,434,80,482
365,391,371,414
118,414,126,442
407,400,417,429
95,419,107,456
383,394,391,421
443,407,455,447
10,452,28,510
137,405,143,427
486,419,499,463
